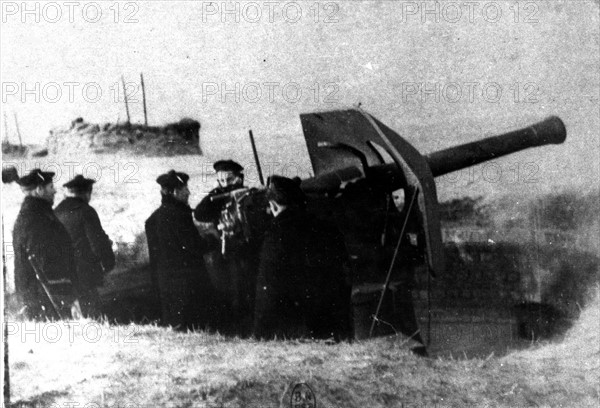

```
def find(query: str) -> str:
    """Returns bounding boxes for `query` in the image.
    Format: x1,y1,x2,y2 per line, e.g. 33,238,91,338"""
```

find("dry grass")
502,286,600,407
8,288,599,408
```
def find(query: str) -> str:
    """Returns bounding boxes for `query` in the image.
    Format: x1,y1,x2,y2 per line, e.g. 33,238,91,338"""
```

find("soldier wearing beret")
253,175,352,340
13,169,78,320
193,160,257,333
145,170,217,330
193,160,245,225
55,175,115,318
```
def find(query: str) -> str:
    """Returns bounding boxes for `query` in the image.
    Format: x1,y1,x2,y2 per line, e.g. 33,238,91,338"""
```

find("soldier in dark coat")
253,175,352,340
55,175,115,318
13,169,78,320
193,160,258,333
303,219,353,341
145,170,216,330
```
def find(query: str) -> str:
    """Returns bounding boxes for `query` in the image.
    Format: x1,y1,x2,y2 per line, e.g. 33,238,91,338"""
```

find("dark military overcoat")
194,186,262,334
55,196,115,316
145,194,216,330
253,208,352,340
13,196,78,320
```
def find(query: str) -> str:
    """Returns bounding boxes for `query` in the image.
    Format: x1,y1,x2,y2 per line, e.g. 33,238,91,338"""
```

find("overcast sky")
1,1,599,197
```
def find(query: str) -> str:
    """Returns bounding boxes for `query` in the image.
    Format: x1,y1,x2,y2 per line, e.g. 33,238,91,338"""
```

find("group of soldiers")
11,169,115,320
10,160,352,340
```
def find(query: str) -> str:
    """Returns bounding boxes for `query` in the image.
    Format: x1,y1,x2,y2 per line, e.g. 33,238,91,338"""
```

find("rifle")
27,251,72,320
209,187,255,203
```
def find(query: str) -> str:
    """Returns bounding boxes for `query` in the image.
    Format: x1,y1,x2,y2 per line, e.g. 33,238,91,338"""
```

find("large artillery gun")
293,109,566,351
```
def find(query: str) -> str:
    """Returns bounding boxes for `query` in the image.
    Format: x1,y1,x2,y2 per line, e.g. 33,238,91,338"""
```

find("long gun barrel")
300,115,567,195
426,116,566,177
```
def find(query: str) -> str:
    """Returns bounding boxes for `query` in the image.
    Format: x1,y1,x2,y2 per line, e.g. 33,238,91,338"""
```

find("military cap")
266,175,306,206
213,160,243,174
156,169,189,190
16,168,55,189
64,174,96,190
2,166,19,184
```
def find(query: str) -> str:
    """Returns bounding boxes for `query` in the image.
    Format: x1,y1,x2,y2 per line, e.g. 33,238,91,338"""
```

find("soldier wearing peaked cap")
55,175,115,319
193,160,261,333
13,169,78,320
193,160,245,225
145,170,218,330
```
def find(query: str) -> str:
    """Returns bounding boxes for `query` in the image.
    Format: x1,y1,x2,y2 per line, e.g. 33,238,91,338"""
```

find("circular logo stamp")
290,382,317,408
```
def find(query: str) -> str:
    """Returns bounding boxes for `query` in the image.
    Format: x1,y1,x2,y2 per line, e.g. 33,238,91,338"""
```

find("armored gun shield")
300,108,444,277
